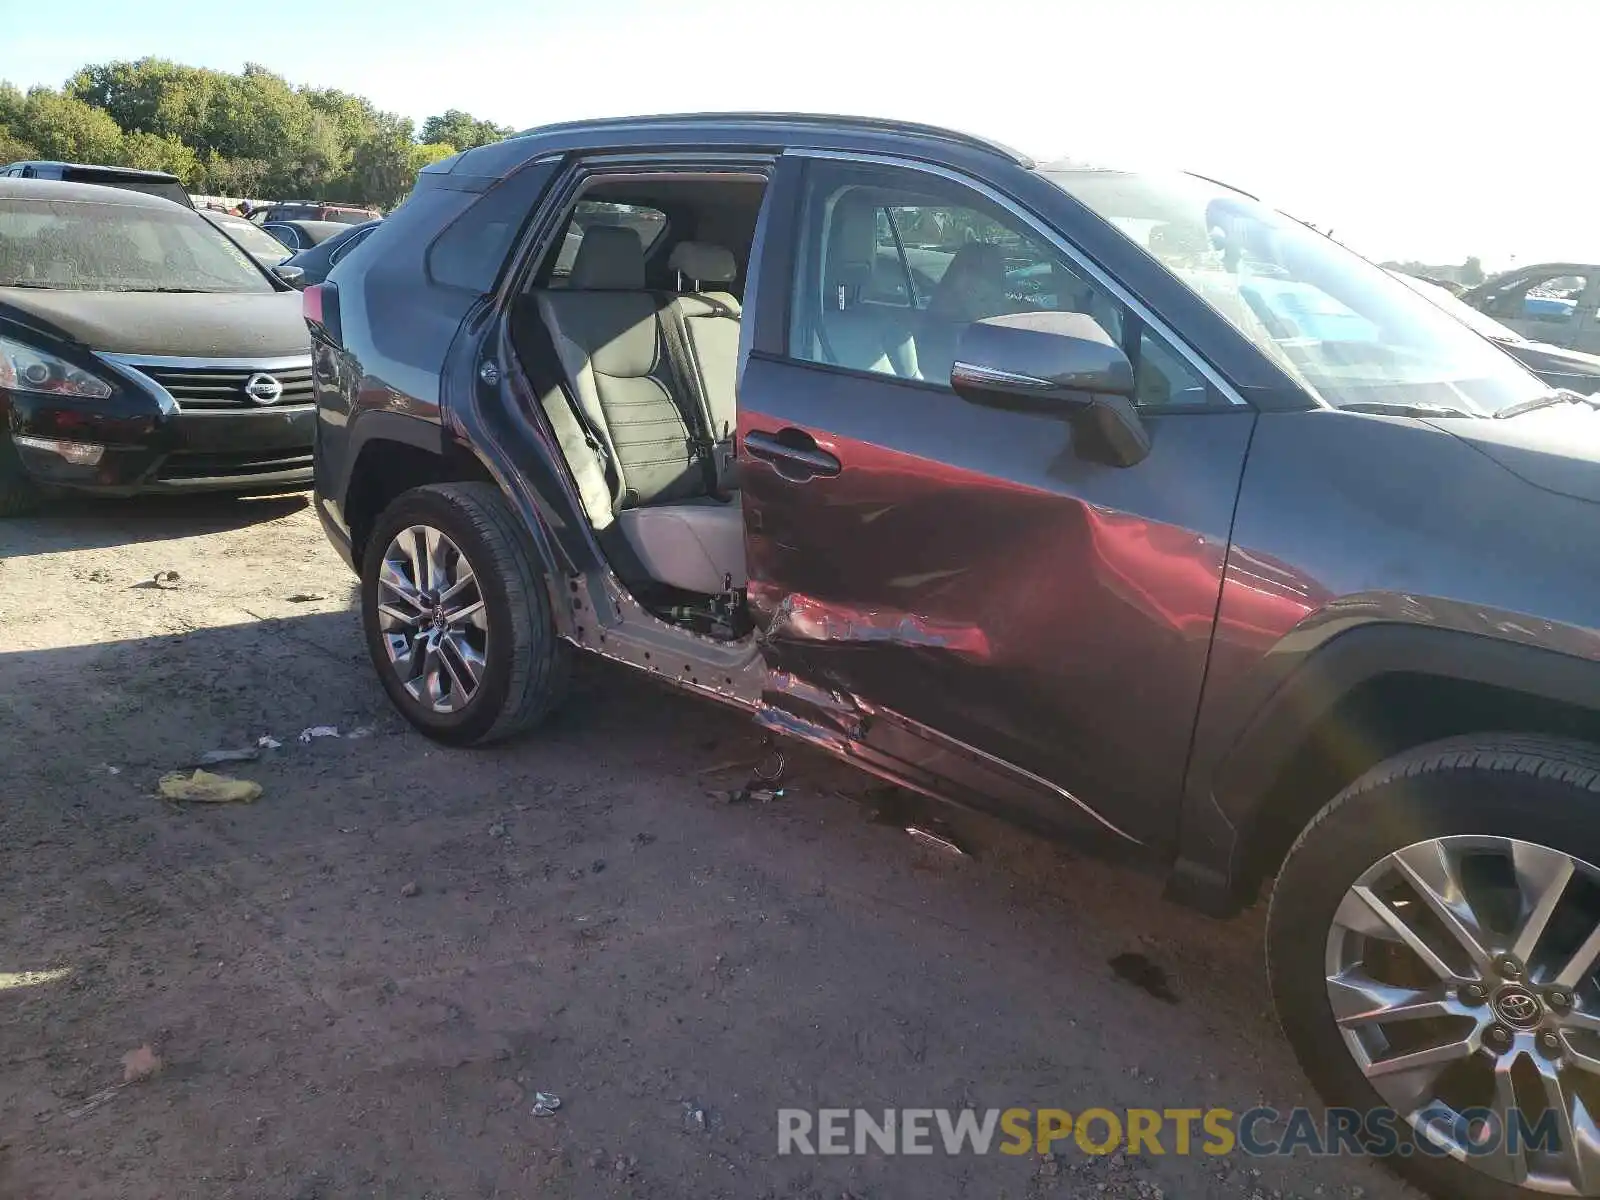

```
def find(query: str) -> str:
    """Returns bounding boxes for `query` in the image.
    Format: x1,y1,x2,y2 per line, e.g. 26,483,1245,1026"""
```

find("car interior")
510,171,767,639
509,168,1212,642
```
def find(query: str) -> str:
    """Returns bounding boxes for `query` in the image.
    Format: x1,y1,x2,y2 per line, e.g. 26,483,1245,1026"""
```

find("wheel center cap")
1492,984,1544,1029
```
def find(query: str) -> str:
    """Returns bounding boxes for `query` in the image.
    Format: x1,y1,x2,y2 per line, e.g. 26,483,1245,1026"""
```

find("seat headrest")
826,194,879,290
669,241,737,285
570,224,645,289
926,242,1010,323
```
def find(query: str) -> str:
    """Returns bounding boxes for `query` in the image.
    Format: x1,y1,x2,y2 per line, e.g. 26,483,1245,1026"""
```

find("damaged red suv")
309,114,1600,1199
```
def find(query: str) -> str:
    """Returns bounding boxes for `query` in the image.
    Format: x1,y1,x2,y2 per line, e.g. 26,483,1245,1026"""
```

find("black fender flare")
1169,624,1600,915
331,409,445,512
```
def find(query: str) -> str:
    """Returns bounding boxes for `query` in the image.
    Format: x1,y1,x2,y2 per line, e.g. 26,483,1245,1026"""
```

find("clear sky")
5,0,1594,269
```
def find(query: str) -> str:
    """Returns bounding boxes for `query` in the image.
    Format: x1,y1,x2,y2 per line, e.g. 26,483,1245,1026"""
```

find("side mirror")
950,311,1152,468
273,264,307,289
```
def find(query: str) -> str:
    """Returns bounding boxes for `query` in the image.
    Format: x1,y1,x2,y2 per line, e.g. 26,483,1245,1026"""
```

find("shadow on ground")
5,490,311,558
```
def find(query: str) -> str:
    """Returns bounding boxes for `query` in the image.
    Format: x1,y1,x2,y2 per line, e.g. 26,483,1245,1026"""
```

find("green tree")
1461,256,1486,286
409,142,457,174
20,88,126,164
118,130,201,183
420,109,511,152
346,114,418,207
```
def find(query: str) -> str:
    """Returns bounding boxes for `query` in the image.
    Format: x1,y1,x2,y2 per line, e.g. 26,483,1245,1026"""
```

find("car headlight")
0,335,113,400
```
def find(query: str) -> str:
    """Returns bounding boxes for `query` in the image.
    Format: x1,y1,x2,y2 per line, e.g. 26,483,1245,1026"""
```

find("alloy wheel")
1327,835,1600,1192
375,524,488,713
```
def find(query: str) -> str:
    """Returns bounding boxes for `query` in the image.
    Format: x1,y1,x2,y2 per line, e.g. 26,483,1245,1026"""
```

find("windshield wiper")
1494,389,1600,419
1337,401,1477,419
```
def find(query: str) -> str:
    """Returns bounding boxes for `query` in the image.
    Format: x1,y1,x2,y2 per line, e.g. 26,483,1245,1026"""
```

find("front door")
737,154,1255,844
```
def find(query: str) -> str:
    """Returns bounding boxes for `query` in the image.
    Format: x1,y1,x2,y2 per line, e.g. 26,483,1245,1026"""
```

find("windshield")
0,198,274,293
205,214,291,260
1386,270,1525,344
1046,168,1547,415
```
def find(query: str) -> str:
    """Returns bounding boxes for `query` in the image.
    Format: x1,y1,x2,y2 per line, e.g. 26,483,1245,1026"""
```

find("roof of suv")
6,160,184,183
0,177,187,208
509,112,1033,164
438,111,1036,181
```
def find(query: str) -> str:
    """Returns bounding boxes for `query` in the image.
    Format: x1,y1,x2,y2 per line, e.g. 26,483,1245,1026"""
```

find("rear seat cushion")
614,497,746,594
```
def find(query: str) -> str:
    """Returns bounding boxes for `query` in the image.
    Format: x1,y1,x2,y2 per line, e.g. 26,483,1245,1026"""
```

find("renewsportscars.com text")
777,1106,1560,1158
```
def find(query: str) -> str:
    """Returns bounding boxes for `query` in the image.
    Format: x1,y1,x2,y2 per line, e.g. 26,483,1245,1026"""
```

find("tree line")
0,59,515,208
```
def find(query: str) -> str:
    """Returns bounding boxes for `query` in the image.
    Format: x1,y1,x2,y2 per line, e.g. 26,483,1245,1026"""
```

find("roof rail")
510,112,1034,167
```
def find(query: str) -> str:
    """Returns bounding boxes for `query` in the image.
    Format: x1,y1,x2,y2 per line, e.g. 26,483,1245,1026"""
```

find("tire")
1268,734,1600,1200
0,435,42,516
360,482,570,746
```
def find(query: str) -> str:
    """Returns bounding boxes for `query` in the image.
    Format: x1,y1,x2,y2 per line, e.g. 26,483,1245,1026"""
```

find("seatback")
533,225,704,509
814,197,919,378
667,241,742,492
915,242,1012,384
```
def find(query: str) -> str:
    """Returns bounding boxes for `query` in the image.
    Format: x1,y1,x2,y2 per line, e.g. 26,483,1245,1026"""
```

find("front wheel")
360,482,569,746
1269,735,1600,1199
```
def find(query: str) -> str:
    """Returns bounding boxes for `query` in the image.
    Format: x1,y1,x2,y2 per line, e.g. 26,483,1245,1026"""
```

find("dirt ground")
0,492,1419,1200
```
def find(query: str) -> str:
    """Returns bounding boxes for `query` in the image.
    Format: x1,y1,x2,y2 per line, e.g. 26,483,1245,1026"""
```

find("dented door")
736,155,1255,844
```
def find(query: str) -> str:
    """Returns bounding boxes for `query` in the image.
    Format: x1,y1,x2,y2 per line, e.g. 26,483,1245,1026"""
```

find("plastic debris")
905,825,966,857
286,592,326,603
399,881,420,897
531,1091,562,1117
257,735,283,750
103,764,121,776
195,747,260,767
345,725,374,740
682,1101,708,1132
158,770,261,804
298,726,340,743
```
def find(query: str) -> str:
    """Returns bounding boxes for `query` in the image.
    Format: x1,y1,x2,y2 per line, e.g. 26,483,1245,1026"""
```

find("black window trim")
780,148,1248,410
497,151,779,304
329,224,376,265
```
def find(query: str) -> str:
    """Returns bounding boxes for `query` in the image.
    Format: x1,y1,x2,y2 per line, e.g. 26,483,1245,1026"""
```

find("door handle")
744,428,842,479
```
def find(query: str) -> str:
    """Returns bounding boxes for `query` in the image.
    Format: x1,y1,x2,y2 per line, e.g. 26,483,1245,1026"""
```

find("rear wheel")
360,482,569,746
1269,735,1600,1199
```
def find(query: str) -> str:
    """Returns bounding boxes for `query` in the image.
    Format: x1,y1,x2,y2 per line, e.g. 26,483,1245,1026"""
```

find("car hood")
0,287,308,358
1425,404,1600,504
1502,337,1600,384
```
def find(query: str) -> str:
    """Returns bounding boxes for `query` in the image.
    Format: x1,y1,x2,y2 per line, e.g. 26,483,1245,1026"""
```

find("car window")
265,224,299,250
329,225,375,265
0,197,272,292
1482,271,1589,324
1050,168,1548,416
786,161,1208,408
210,215,291,260
546,200,668,287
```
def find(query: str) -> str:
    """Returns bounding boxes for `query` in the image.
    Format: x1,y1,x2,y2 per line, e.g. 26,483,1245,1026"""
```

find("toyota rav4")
308,113,1600,1199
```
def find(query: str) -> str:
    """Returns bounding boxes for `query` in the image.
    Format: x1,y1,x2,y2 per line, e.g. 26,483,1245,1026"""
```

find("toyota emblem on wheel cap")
244,373,284,405
1492,985,1543,1028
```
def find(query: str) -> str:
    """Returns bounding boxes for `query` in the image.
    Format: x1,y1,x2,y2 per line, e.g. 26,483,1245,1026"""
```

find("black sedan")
276,219,379,288
261,219,350,254
0,178,313,514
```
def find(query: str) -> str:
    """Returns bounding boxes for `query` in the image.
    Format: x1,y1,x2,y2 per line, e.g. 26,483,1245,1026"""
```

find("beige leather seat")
532,226,745,596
